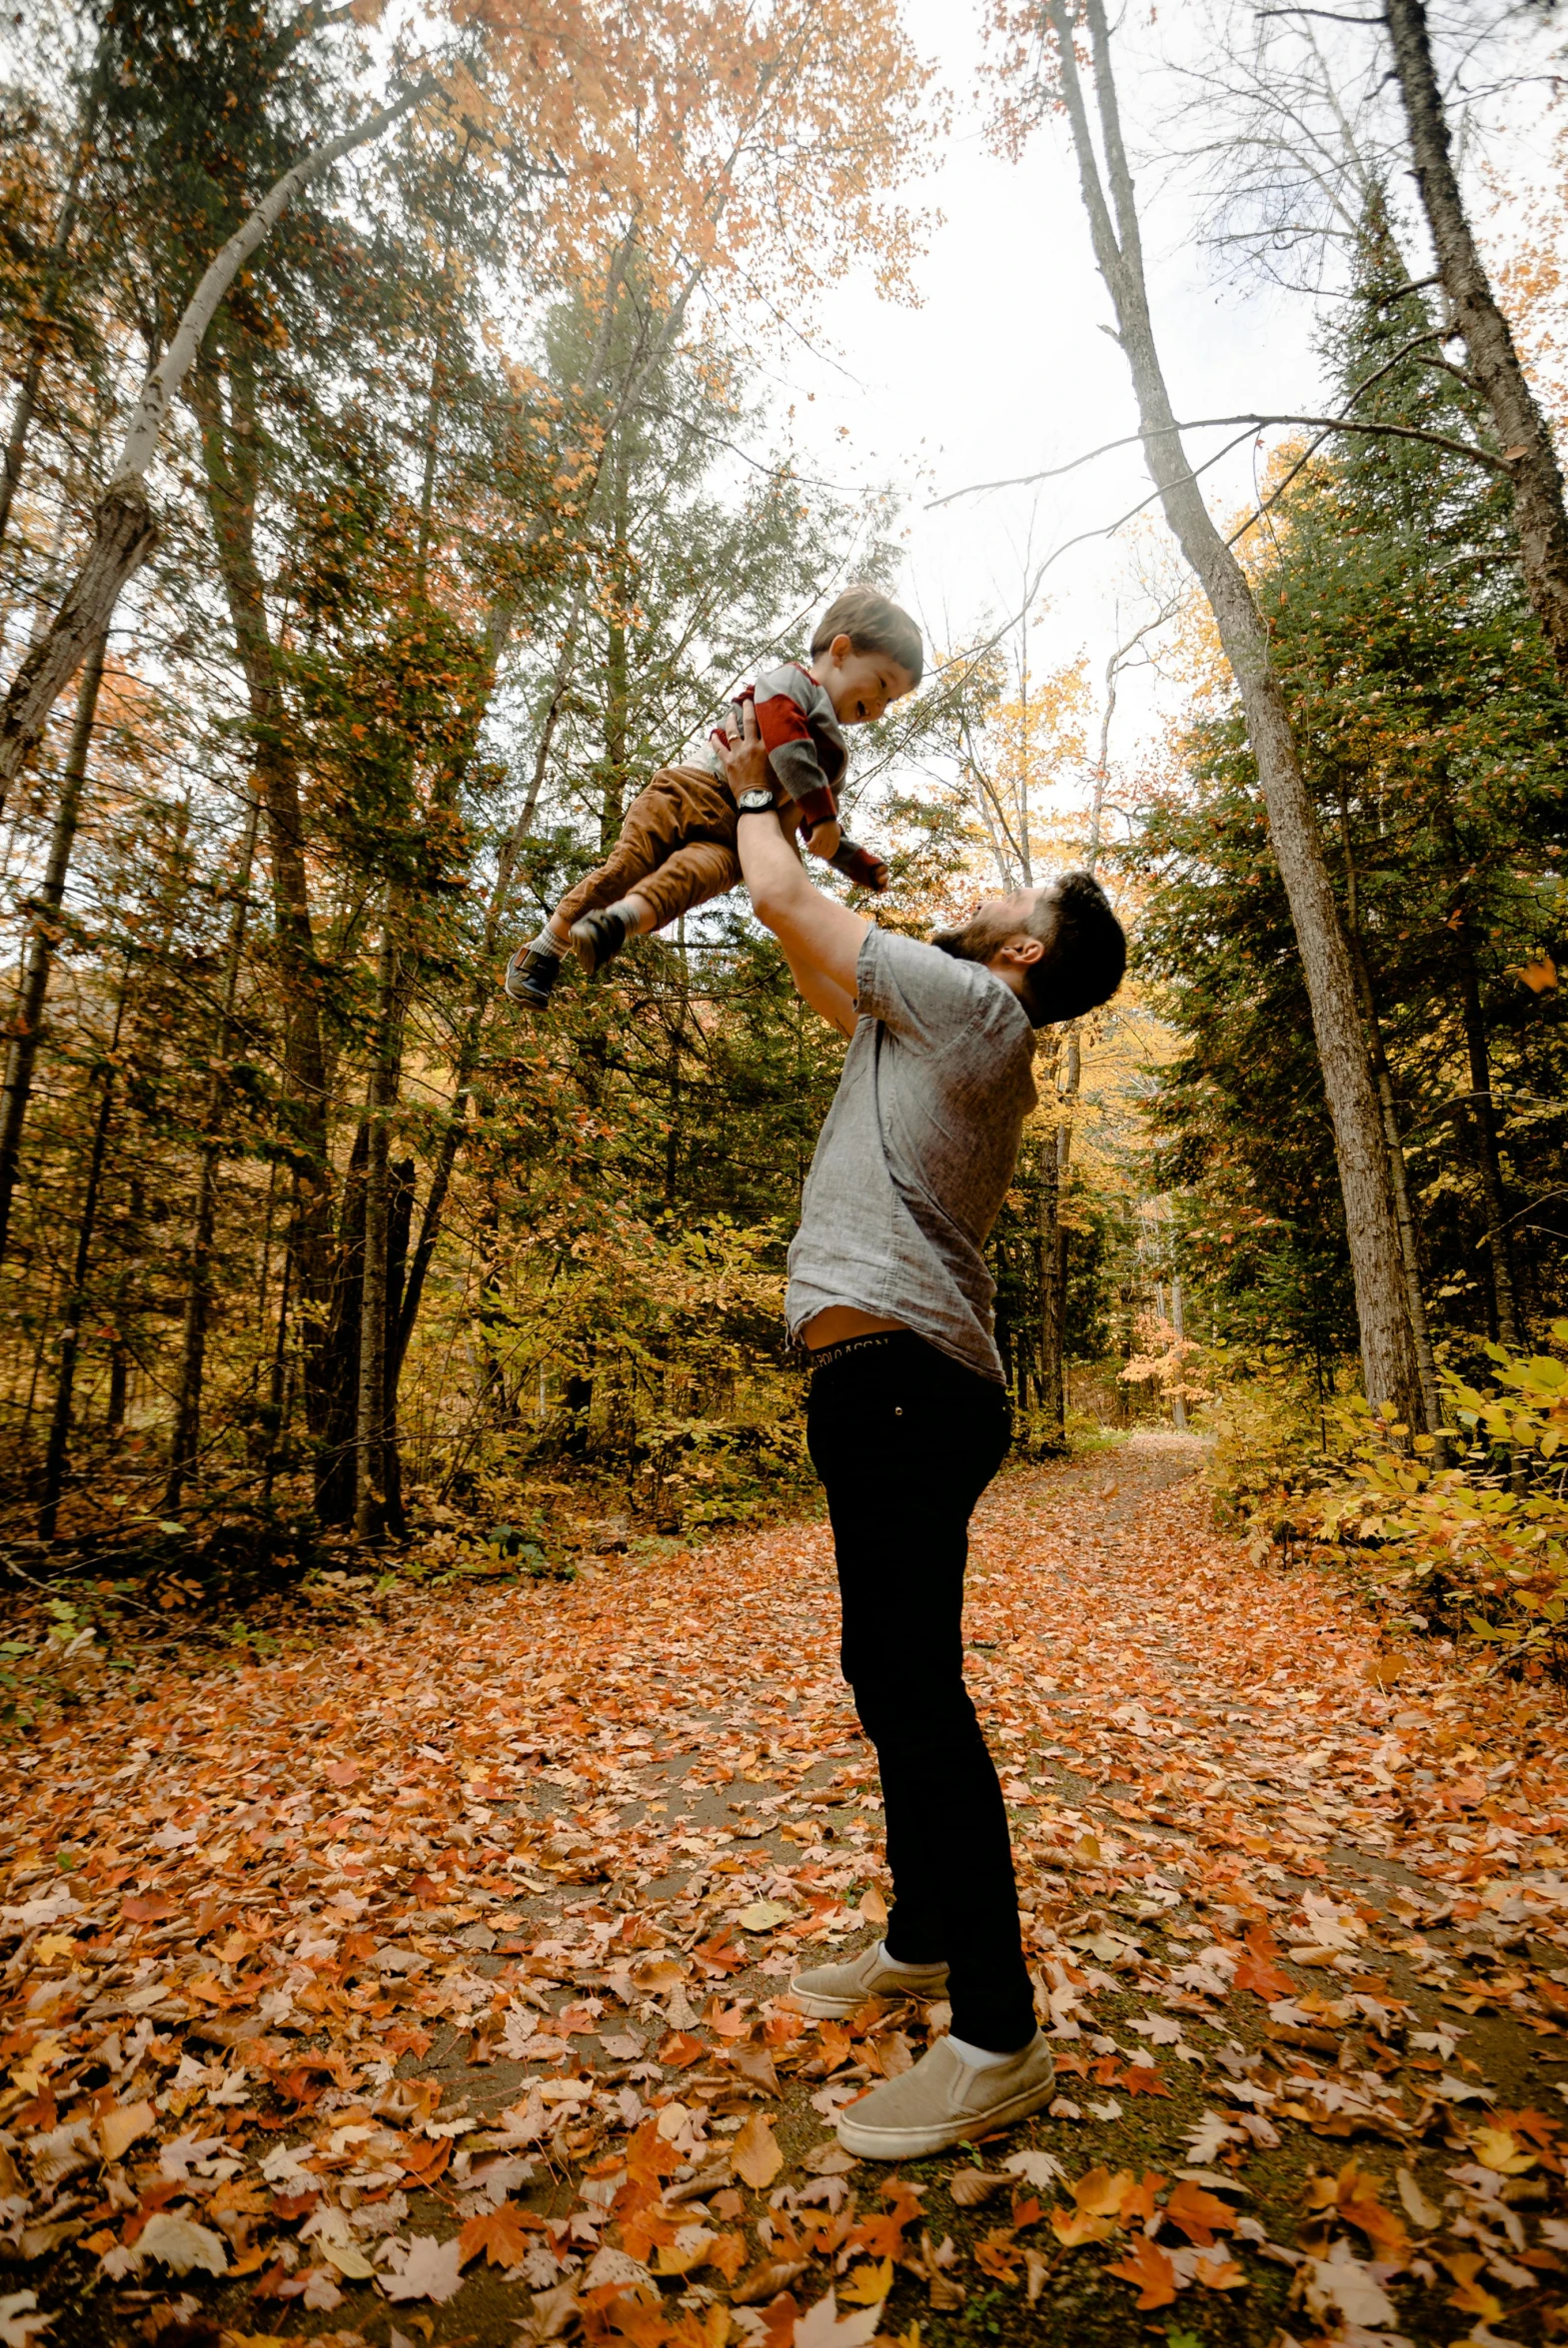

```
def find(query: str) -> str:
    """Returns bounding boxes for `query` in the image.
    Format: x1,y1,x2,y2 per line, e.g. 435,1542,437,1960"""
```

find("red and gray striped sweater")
706,663,886,891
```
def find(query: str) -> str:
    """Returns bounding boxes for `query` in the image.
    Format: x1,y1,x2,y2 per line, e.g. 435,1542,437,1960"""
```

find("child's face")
813,633,916,727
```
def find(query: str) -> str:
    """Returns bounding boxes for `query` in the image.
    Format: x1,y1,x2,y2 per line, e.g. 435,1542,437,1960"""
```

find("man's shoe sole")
786,1972,948,2020
835,2062,1056,2161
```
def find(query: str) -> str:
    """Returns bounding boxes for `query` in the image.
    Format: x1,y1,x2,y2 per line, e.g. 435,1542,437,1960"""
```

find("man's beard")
931,907,1014,963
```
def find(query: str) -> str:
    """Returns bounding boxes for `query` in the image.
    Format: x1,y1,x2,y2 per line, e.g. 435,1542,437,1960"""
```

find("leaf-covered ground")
5,1431,1568,2348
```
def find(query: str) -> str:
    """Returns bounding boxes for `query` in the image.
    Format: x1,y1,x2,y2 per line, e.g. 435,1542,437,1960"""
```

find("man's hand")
720,701,867,1036
718,698,775,800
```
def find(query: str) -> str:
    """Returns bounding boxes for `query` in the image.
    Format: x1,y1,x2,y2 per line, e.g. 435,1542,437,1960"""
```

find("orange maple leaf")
1163,2179,1236,2247
458,2199,540,2267
1105,2235,1179,2309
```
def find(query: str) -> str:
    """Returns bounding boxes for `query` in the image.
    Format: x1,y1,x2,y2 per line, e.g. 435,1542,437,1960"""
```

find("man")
720,701,1127,2161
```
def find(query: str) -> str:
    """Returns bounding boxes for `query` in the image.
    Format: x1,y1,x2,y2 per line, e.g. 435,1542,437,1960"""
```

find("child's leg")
632,840,741,931
569,841,741,976
546,767,731,939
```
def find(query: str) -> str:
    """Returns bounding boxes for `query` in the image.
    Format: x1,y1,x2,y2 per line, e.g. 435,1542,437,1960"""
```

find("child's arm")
723,707,867,1028
727,679,843,860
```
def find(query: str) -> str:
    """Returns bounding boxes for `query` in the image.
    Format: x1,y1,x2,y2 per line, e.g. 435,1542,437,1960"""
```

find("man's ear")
996,933,1045,969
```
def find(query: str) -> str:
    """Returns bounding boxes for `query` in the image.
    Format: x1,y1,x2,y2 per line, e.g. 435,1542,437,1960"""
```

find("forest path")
7,1433,1568,2347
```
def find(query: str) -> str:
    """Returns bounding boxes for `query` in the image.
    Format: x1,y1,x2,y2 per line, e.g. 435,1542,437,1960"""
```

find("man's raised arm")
721,703,868,1039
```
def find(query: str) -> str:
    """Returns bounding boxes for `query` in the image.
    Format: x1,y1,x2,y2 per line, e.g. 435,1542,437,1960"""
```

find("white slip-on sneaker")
835,2030,1056,2160
786,1940,949,2019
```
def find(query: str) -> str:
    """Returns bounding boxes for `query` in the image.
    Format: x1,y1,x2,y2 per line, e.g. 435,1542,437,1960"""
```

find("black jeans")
806,1330,1036,2052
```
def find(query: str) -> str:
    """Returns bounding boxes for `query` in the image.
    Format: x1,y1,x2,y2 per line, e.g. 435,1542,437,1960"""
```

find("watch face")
738,790,775,812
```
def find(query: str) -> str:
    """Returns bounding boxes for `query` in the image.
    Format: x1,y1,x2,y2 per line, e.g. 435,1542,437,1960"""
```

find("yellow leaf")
837,2259,893,2305
733,2111,784,2190
1472,2126,1535,2176
1049,2208,1117,2248
98,2098,156,2164
1072,2166,1133,2218
653,2224,716,2277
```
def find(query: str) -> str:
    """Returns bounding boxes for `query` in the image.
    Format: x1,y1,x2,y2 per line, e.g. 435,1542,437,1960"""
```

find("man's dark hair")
1018,870,1126,1028
810,585,924,687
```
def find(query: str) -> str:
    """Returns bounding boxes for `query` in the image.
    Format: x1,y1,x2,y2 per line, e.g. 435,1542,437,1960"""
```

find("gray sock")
948,2030,1036,2069
876,1939,943,1975
529,926,566,958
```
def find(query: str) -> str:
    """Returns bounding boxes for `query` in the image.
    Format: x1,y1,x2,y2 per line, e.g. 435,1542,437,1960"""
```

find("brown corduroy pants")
553,763,750,935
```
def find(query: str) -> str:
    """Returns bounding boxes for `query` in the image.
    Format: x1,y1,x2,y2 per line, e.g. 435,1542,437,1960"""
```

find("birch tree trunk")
0,628,105,1266
0,83,433,812
1047,0,1422,1427
1384,0,1568,691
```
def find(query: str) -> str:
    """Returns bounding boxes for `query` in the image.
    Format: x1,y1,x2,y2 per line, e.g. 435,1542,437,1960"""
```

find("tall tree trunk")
1338,802,1445,1451
602,459,632,848
317,1128,367,1524
261,1235,293,1503
38,970,126,1537
1436,805,1522,1347
188,357,336,1423
165,790,262,1510
1035,1041,1066,1452
355,919,402,1539
1047,0,1423,1429
1169,1275,1188,1432
0,628,106,1265
1384,0,1568,692
0,85,433,810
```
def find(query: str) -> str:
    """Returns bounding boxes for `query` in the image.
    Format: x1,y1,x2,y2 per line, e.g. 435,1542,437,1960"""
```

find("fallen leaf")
1163,2179,1236,2246
835,2259,892,2305
1473,2125,1535,2175
653,2225,716,2277
1395,2167,1440,2230
97,2099,156,2164
734,2111,784,2191
0,2292,54,2348
738,1901,794,1933
458,2200,538,2268
791,2288,882,2348
733,2260,809,2305
130,2213,229,2278
381,2235,466,2303
1071,2166,1133,2219
948,2170,1007,2207
1105,2236,1178,2310
318,2239,375,2281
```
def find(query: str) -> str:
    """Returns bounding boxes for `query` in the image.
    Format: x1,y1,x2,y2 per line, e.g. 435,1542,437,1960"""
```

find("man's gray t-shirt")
785,928,1038,1382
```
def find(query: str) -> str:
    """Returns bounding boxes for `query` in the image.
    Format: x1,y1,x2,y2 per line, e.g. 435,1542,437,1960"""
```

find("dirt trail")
5,1433,1568,2346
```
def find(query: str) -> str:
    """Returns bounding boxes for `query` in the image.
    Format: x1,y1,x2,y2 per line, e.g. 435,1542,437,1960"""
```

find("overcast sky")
772,0,1559,793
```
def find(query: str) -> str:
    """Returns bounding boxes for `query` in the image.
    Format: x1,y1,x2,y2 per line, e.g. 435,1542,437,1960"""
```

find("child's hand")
806,819,842,860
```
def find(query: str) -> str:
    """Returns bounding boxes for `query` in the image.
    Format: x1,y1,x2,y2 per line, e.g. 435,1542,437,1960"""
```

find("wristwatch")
736,788,779,815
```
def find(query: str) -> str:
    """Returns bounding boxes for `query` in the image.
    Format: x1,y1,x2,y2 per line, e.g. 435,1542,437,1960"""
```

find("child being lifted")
505,586,922,1007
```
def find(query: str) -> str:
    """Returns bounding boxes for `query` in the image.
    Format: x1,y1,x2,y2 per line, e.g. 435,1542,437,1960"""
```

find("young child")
505,586,922,1007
